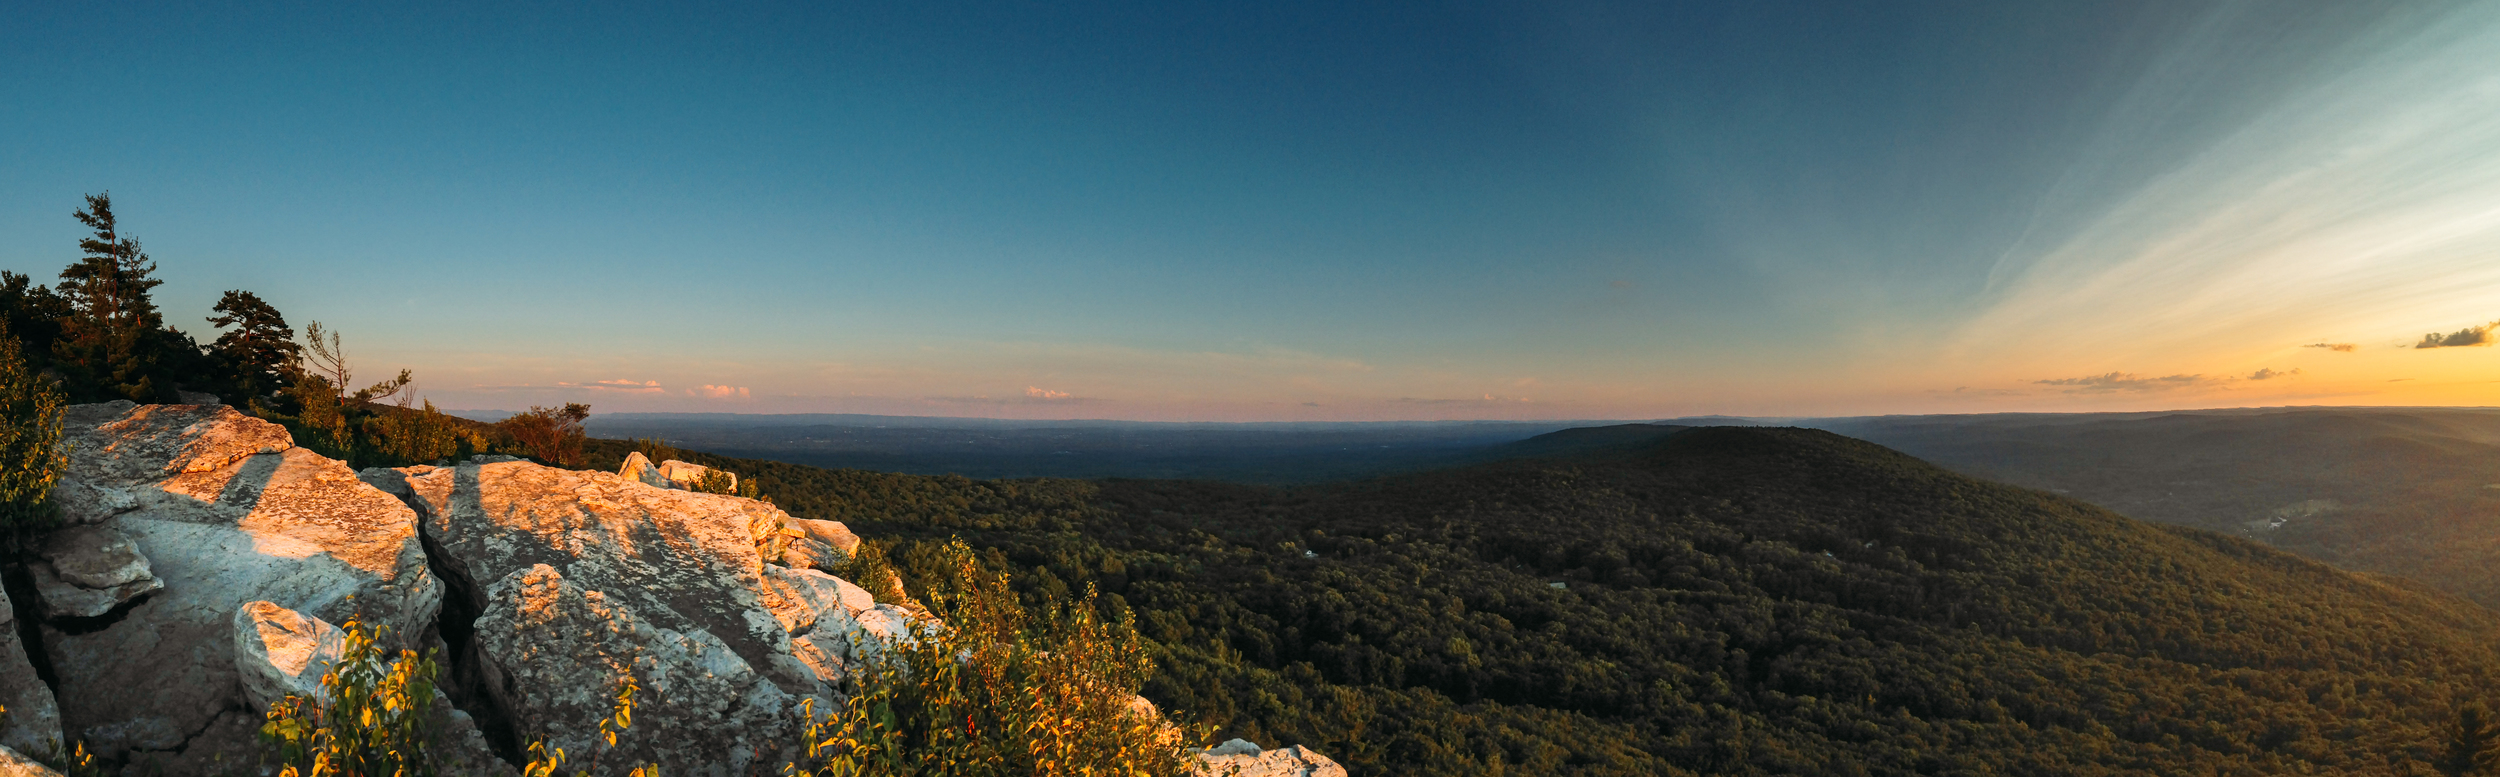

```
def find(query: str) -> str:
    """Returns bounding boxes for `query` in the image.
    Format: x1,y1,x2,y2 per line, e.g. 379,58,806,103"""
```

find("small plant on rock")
259,622,443,777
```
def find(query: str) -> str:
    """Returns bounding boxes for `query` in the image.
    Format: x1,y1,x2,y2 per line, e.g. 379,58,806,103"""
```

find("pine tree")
0,271,70,372
2439,703,2500,776
207,290,303,401
54,192,172,402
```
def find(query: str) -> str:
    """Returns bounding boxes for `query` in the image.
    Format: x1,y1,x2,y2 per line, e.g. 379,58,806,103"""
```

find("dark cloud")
2416,321,2498,348
2034,372,2214,393
2303,342,2357,352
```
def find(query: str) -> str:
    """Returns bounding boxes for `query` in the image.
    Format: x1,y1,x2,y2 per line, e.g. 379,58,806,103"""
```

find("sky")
5,0,2499,421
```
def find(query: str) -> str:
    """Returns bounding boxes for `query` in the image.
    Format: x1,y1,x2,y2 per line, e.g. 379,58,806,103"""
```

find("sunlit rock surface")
379,459,850,773
0,587,61,758
0,745,62,777
231,600,344,712
1192,739,1348,777
37,402,441,769
474,564,793,776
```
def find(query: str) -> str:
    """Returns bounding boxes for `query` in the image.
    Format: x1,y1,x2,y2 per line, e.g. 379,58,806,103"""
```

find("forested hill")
593,428,2500,775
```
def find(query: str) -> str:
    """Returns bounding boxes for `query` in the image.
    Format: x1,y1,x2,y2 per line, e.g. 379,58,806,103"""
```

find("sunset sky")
5,1,2499,421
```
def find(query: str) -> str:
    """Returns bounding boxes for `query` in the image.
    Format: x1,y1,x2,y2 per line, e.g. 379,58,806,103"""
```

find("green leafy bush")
786,540,1196,777
258,623,445,777
0,322,68,548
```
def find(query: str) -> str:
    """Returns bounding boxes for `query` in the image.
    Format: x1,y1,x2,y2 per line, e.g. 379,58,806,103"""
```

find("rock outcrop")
28,524,161,619
377,459,848,775
656,459,728,491
232,600,346,712
1192,739,1348,777
473,564,791,775
35,403,442,769
0,745,63,777
20,403,1348,775
0,587,62,759
229,600,514,777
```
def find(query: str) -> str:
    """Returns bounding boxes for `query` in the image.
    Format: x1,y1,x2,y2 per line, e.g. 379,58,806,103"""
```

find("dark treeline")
2,193,594,473
609,427,2500,775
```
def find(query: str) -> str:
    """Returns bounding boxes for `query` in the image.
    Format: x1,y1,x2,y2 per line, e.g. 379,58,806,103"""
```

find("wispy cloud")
2034,372,2216,393
1956,4,2500,376
1025,386,1072,399
1391,394,1535,404
2247,367,2299,380
557,379,665,393
2415,321,2497,348
2303,342,2358,352
689,384,751,399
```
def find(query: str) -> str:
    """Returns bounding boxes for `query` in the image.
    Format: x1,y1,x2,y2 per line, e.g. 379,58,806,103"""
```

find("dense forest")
590,427,2500,775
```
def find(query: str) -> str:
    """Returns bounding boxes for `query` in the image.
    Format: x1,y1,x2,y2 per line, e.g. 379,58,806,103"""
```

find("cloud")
2247,367,2300,380
2303,342,2358,352
689,385,750,399
1391,394,1535,404
2416,321,2498,348
2033,372,2216,393
1025,386,1072,399
557,379,665,393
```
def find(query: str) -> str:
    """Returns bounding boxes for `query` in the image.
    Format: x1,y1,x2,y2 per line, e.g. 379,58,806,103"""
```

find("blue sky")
6,1,2498,420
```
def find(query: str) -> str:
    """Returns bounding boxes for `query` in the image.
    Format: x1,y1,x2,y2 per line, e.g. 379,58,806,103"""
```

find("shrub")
498,404,590,468
260,621,653,777
0,323,68,549
785,540,1197,777
259,623,444,776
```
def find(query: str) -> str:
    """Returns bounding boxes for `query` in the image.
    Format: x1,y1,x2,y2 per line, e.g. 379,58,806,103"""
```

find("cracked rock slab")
40,403,440,767
31,524,161,618
475,564,794,777
387,461,820,697
0,588,61,758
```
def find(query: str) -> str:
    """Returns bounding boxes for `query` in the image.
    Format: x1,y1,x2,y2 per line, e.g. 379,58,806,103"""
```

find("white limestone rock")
48,402,292,525
0,588,61,759
29,524,161,618
38,403,440,767
0,745,63,777
656,459,729,491
789,519,861,558
617,451,670,488
473,564,795,777
231,600,345,712
1192,740,1348,777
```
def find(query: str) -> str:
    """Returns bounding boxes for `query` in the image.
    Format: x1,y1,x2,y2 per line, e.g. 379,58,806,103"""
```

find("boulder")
473,564,792,776
37,403,441,767
228,601,512,777
789,519,861,558
0,745,62,777
756,565,875,634
779,537,843,572
617,451,669,488
29,524,161,618
655,459,728,491
755,566,901,684
48,402,292,525
1191,740,1348,777
0,588,62,758
232,601,345,711
380,460,831,772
